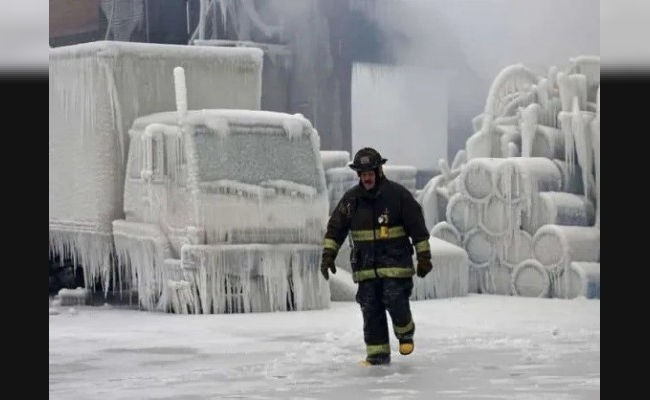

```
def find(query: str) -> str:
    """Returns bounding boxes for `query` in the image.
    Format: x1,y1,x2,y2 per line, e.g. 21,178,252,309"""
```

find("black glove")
416,258,432,278
321,252,337,280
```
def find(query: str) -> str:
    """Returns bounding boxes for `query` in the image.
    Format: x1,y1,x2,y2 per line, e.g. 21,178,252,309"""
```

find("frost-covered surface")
512,259,551,298
458,158,502,202
50,41,264,294
430,221,462,248
383,165,418,193
320,150,350,171
446,193,480,233
417,175,449,231
532,225,600,272
49,295,599,399
412,237,468,300
554,261,600,299
522,192,595,235
324,167,358,214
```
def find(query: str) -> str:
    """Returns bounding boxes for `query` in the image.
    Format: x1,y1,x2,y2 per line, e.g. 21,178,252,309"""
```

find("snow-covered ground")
49,294,599,399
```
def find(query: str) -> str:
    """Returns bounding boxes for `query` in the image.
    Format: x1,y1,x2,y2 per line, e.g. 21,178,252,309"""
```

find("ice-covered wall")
50,41,263,288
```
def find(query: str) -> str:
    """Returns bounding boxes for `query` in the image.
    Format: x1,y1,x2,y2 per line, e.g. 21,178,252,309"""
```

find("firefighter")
320,147,432,365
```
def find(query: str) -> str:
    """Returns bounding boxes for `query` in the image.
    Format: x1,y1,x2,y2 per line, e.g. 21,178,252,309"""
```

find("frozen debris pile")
419,56,600,299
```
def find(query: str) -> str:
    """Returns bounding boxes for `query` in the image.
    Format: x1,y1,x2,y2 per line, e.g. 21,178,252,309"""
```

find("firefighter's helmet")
349,147,387,172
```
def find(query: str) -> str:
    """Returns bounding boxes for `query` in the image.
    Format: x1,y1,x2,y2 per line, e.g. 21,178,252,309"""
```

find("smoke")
354,0,599,161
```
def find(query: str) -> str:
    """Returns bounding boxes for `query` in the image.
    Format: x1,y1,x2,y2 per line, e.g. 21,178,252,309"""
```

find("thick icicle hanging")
570,97,595,200
520,103,540,157
591,86,600,228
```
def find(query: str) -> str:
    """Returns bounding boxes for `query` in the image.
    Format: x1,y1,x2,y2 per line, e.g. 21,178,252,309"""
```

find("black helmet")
349,147,387,172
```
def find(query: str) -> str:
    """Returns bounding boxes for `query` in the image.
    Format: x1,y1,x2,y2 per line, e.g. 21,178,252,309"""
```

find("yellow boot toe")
399,342,414,355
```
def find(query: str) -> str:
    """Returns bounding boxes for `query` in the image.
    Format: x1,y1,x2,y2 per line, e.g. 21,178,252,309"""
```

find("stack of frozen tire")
422,56,600,299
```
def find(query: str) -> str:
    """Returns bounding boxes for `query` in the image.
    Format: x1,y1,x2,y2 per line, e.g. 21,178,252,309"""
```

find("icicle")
570,74,588,110
481,195,522,238
174,67,188,120
451,150,468,170
559,111,575,175
571,97,595,199
49,229,114,295
520,103,540,157
557,72,575,112
591,87,600,228
178,244,329,314
537,78,549,109
548,66,558,90
112,220,173,311
507,142,520,157
503,230,532,270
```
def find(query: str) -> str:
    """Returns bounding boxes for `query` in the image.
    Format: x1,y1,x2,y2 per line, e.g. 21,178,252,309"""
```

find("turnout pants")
356,278,415,358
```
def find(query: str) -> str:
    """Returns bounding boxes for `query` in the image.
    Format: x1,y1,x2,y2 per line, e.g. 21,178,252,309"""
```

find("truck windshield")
193,125,323,192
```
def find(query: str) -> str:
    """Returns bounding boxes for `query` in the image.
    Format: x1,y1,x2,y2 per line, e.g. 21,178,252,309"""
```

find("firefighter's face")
359,170,376,190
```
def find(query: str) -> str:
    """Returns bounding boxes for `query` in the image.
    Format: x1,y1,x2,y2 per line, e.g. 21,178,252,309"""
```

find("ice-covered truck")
49,41,330,313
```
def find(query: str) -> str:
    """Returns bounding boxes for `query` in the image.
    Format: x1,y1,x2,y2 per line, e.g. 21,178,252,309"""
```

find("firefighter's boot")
362,353,391,366
399,339,414,355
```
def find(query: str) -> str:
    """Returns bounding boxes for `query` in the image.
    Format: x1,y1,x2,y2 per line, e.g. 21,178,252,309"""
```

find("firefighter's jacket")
323,177,431,282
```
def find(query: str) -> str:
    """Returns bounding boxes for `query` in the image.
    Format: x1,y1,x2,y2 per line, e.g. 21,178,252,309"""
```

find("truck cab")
113,109,331,313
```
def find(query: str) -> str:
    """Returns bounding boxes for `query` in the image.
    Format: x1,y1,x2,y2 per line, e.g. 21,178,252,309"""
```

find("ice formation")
416,56,600,298
49,42,264,295
411,237,469,300
553,261,600,299
503,230,533,270
446,193,481,234
590,86,600,228
320,150,351,171
50,44,334,314
532,225,600,273
118,108,330,312
522,192,595,235
430,221,462,248
417,175,447,231
169,244,329,314
383,165,418,194
511,259,551,298
324,167,358,214
458,158,501,203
